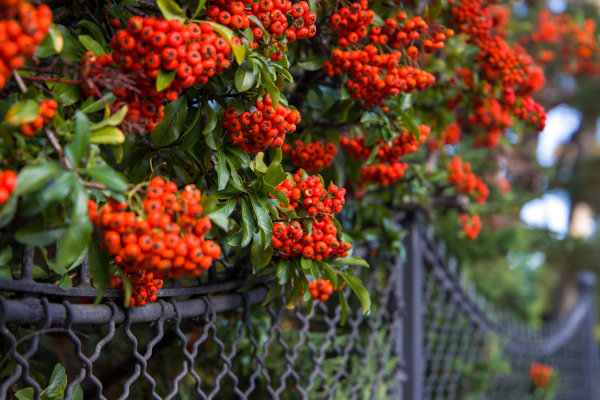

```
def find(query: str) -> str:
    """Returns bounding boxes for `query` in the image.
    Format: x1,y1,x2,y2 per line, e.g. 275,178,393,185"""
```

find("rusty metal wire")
0,212,598,400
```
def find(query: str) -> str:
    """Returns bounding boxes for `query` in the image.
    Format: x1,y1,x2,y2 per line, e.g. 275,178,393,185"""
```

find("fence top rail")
415,214,597,355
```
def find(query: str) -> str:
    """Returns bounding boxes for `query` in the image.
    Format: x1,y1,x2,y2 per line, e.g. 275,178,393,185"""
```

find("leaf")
208,199,235,230
330,216,343,238
261,281,282,306
15,223,66,247
216,149,230,190
79,93,116,114
51,83,81,106
0,246,12,266
48,24,64,53
276,260,291,284
240,198,254,247
120,271,132,307
78,35,105,55
250,231,273,268
398,109,421,142
331,255,369,268
338,271,371,314
192,0,208,18
72,385,84,400
56,185,91,270
59,275,72,290
271,147,283,164
261,67,280,108
271,189,289,207
338,290,349,326
151,96,187,147
5,99,40,126
157,0,186,21
262,164,287,188
78,20,107,48
206,21,245,65
40,363,67,400
297,54,328,71
249,195,273,249
156,68,177,92
89,241,110,287
90,105,128,130
235,67,257,92
14,161,60,196
65,111,91,167
85,166,128,192
89,126,125,144
15,388,34,400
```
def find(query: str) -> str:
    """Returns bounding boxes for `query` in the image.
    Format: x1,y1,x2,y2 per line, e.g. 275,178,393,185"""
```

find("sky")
520,105,581,235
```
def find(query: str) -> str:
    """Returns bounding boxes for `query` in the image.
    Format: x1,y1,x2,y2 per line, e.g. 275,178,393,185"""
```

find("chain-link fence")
0,212,598,399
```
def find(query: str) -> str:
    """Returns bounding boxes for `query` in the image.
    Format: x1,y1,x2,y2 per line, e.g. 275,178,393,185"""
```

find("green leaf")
297,54,328,71
151,96,187,147
88,241,110,288
192,0,208,18
261,68,280,108
79,93,116,114
156,68,177,92
72,385,84,400
0,246,12,266
271,189,289,207
78,20,107,48
249,195,273,249
276,260,291,284
208,199,235,230
261,281,282,306
206,21,245,65
51,83,81,106
56,185,91,270
250,152,268,173
398,109,421,142
48,24,64,53
216,149,230,190
89,126,125,144
240,198,254,247
271,147,283,164
157,0,186,21
262,164,287,188
59,275,72,290
41,363,67,400
5,99,40,126
85,166,128,192
78,34,105,55
235,67,257,92
15,223,66,247
338,290,349,326
338,271,371,314
251,231,273,268
90,105,128,131
65,111,91,167
14,162,60,196
120,270,132,307
15,388,34,400
331,255,369,268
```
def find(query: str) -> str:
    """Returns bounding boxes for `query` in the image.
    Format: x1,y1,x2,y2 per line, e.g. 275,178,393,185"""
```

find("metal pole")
402,212,424,400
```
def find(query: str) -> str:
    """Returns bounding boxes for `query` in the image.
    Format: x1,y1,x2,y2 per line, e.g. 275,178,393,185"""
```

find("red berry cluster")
18,99,57,136
83,17,233,134
283,140,337,172
442,122,461,145
324,46,435,107
458,213,481,240
329,0,374,48
370,14,453,56
0,170,17,205
223,94,301,153
0,1,51,89
208,0,316,47
529,363,553,388
129,270,163,307
271,171,351,260
514,95,546,132
88,178,221,287
447,156,489,204
527,10,599,75
341,125,430,163
308,278,334,301
359,162,408,186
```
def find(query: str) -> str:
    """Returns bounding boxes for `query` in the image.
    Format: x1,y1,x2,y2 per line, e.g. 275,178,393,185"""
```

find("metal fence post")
577,271,599,400
402,212,424,400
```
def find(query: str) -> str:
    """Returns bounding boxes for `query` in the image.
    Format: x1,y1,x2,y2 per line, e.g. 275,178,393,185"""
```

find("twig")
20,75,82,85
12,70,28,93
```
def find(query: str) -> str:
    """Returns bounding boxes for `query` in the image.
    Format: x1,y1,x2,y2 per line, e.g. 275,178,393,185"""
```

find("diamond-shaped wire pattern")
0,212,599,400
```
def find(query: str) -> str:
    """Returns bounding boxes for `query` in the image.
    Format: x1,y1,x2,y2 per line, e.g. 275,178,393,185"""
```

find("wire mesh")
0,212,599,400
